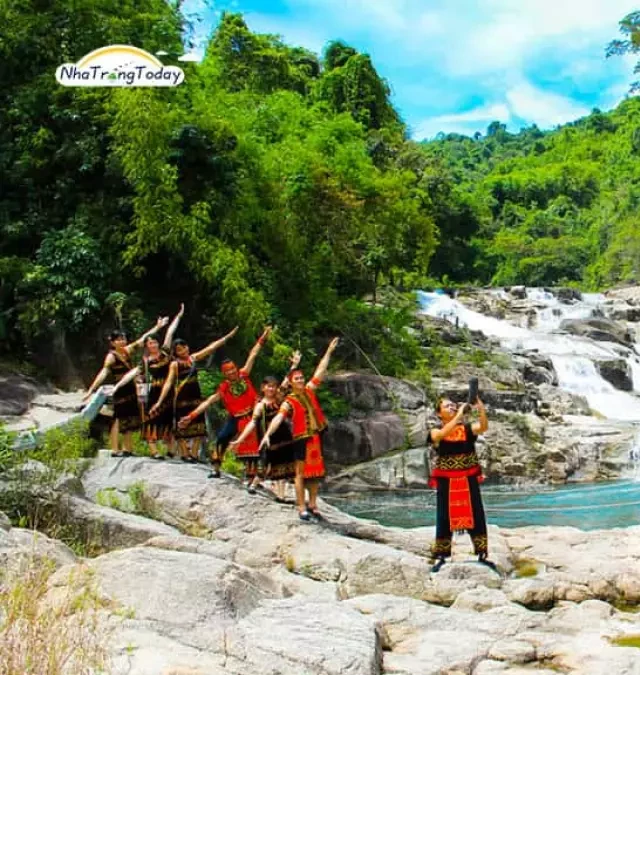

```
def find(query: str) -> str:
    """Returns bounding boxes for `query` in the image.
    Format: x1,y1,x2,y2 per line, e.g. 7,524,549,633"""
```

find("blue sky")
184,0,638,139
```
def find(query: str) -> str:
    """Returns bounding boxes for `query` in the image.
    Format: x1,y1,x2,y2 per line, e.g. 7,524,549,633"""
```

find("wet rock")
596,358,633,392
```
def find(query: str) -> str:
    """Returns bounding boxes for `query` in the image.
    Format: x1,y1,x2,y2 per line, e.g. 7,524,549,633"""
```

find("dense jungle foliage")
2,2,640,384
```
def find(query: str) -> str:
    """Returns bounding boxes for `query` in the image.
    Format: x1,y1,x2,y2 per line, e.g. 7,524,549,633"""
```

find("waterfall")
418,288,640,421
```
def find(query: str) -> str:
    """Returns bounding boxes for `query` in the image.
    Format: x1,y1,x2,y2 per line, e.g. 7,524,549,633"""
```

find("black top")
428,423,480,470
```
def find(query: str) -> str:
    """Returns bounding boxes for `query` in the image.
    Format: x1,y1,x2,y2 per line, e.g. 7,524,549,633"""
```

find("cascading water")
418,288,640,422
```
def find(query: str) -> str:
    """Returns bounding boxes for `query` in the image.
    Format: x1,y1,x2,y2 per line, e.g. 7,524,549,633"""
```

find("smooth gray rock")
229,598,382,674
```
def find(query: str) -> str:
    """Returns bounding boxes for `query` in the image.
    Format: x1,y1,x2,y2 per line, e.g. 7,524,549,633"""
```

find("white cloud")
412,102,511,139
505,81,586,126
188,0,639,136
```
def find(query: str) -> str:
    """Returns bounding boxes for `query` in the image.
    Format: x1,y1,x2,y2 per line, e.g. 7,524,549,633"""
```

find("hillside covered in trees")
2,1,640,385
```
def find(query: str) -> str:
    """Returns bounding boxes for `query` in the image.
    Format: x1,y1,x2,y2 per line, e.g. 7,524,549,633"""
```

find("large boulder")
0,372,48,417
560,317,633,347
228,599,382,675
326,372,426,412
323,413,407,466
326,448,429,491
596,358,633,392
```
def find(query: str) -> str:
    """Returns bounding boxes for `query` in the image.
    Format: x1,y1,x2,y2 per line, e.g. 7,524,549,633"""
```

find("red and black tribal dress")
427,423,488,559
141,349,173,441
253,399,295,481
107,351,141,434
280,378,327,481
174,357,206,440
215,370,260,460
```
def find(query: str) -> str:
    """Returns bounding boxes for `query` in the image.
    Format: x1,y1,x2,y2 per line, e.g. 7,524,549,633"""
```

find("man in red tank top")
178,327,271,489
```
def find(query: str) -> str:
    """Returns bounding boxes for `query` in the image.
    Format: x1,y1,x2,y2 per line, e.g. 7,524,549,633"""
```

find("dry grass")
0,558,114,675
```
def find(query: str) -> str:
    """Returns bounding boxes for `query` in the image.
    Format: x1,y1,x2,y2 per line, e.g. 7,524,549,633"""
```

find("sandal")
110,451,124,458
478,555,500,574
306,506,323,520
299,510,312,522
430,558,447,574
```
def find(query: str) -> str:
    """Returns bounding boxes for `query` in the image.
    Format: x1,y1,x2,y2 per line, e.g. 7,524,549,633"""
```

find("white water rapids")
418,287,640,422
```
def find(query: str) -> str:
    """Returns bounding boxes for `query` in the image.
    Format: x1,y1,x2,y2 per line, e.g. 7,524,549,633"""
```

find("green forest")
3,1,640,386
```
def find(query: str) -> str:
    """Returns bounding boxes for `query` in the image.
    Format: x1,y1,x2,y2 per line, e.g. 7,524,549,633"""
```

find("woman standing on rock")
105,305,185,459
83,317,169,457
428,397,496,573
259,338,339,521
149,327,238,462
228,351,301,498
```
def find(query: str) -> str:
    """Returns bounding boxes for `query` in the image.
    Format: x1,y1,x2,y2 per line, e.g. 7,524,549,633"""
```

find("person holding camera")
427,387,496,573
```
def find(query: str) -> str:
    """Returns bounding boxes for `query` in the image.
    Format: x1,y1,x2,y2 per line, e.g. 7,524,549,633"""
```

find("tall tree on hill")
607,11,640,93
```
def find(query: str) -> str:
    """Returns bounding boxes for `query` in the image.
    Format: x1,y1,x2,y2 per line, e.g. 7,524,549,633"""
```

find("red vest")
285,386,327,439
218,370,258,417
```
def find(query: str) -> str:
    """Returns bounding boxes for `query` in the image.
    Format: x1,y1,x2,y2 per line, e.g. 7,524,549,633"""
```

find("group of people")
83,305,340,522
82,305,496,559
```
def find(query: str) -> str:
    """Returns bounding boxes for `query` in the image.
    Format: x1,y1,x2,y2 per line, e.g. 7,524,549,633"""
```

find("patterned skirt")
113,385,141,434
233,413,260,459
142,381,173,441
292,433,325,480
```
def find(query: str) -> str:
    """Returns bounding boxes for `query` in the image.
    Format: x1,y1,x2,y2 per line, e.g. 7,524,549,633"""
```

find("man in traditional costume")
177,327,272,485
427,397,496,573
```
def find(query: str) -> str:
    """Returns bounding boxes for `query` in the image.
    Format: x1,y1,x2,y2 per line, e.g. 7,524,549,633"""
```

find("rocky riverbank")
5,280,640,488
4,454,640,674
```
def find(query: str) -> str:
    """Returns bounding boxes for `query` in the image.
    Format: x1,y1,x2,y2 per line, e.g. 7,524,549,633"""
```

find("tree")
606,11,640,93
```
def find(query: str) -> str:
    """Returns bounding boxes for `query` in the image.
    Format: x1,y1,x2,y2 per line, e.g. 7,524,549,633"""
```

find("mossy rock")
513,557,544,578
610,635,640,648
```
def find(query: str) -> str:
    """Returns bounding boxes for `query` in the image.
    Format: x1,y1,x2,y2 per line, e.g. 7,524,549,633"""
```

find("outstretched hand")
328,336,340,352
177,416,190,430
157,316,170,329
259,435,270,450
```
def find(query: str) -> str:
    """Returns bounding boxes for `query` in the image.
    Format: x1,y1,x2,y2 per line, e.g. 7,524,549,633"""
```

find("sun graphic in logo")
56,45,185,87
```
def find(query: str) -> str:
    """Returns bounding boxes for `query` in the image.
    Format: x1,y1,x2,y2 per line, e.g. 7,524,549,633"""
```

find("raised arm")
241,326,272,375
177,391,222,430
312,337,340,384
82,353,115,401
162,304,184,350
148,361,177,416
192,326,239,362
471,399,488,436
111,365,141,395
229,401,263,449
279,350,301,394
126,316,169,353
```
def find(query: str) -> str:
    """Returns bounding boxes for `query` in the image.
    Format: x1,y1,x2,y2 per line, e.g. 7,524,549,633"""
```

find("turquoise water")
325,480,640,530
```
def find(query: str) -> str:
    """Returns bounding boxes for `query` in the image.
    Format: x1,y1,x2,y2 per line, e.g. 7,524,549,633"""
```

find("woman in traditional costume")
228,351,301,498
427,397,496,573
177,327,272,485
149,327,238,461
259,338,339,521
106,305,185,459
83,317,169,456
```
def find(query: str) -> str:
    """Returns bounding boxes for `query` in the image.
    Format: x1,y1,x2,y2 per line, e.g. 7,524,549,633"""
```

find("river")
326,479,640,530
